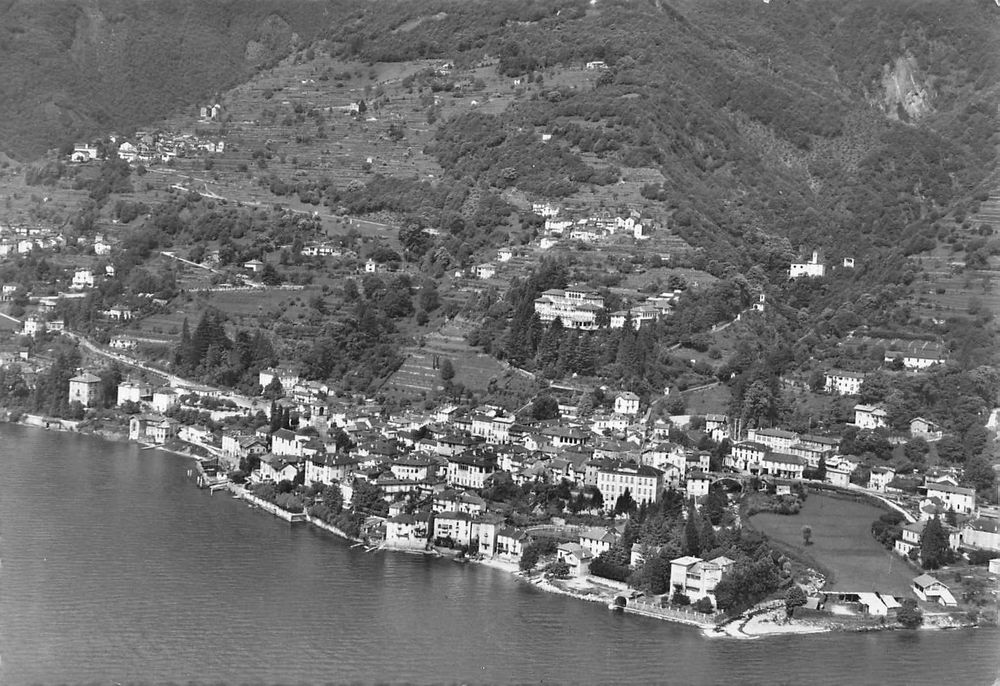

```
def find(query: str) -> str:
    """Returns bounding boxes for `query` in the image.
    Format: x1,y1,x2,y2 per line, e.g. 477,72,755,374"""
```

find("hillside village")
0,3,999,633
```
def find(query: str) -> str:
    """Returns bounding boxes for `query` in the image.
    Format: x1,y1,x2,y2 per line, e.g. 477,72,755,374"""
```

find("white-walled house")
824,371,864,396
669,555,734,608
789,251,825,278
923,482,976,517
614,392,640,416
854,404,888,430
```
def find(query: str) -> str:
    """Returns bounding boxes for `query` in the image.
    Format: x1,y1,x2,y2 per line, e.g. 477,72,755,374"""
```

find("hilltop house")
614,392,640,416
789,251,825,279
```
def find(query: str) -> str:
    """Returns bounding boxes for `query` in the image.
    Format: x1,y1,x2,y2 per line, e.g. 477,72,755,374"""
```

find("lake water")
1,425,998,685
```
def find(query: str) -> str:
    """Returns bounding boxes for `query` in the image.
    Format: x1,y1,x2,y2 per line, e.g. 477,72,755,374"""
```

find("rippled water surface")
1,425,998,685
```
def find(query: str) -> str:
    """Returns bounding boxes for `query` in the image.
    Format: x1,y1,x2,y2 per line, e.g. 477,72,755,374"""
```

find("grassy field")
750,492,916,594
679,383,731,415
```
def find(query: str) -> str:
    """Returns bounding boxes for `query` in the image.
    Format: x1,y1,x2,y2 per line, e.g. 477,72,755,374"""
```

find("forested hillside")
0,0,333,159
322,0,1000,271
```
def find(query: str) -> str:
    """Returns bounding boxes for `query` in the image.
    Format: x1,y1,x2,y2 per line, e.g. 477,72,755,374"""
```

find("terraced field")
380,320,508,401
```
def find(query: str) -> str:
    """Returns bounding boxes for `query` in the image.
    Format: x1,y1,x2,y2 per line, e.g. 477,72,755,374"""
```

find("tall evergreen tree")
684,498,701,556
919,516,953,569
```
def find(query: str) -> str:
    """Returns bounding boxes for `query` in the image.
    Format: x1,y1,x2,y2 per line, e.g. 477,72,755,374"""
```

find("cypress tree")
684,498,701,557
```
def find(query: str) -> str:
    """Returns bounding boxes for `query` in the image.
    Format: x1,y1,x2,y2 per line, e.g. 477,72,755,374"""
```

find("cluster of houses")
532,203,653,244
0,225,65,257
110,131,226,166
532,284,680,332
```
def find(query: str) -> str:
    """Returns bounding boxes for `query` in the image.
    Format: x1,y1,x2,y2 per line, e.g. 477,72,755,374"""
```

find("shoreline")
4,419,985,639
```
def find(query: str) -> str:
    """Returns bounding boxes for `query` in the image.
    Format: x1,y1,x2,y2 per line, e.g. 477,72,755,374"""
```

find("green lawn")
750,492,917,595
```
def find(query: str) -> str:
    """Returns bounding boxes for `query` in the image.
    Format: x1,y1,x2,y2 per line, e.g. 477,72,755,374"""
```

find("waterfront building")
68,372,102,407
433,511,476,547
556,543,593,577
578,526,622,558
669,555,734,608
385,513,431,550
494,527,528,558
912,574,957,607
128,414,177,444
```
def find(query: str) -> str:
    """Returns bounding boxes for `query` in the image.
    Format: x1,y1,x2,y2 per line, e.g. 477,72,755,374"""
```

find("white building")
669,555,734,608
789,251,825,279
533,286,605,330
614,392,640,416
609,305,658,330
532,202,560,218
474,263,496,280
854,404,888,430
595,463,663,508
71,269,94,290
923,482,976,517
824,371,864,396
117,381,151,406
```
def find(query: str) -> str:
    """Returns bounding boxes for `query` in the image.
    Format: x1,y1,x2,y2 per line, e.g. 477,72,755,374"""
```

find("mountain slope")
0,0,336,159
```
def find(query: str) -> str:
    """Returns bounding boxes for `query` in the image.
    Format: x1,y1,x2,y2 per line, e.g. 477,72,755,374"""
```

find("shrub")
968,550,999,566
692,597,714,613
